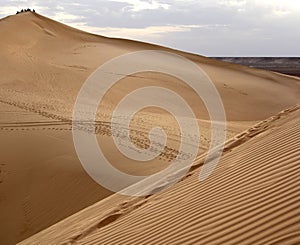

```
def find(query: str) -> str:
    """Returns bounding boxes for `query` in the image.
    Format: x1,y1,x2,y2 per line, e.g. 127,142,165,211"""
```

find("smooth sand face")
0,12,299,244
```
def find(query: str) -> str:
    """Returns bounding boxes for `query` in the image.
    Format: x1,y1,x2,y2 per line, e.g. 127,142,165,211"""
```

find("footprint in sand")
0,163,7,184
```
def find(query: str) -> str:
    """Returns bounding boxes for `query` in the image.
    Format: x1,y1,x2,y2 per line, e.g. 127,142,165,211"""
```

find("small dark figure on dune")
16,8,36,14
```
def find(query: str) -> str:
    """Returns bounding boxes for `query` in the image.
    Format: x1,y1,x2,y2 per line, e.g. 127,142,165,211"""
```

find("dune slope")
20,105,300,244
0,12,299,122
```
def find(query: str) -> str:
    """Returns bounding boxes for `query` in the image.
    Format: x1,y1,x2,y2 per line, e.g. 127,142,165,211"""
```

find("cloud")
53,11,85,22
0,6,19,15
67,23,216,42
0,0,299,56
108,0,170,12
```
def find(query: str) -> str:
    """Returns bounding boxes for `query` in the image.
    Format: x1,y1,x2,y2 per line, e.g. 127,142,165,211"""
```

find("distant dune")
0,12,299,244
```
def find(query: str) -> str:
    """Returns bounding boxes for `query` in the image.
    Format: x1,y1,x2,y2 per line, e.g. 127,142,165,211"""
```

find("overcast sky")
1,0,300,56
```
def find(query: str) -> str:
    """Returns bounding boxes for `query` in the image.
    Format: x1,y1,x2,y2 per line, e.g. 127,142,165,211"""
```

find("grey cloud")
0,0,299,56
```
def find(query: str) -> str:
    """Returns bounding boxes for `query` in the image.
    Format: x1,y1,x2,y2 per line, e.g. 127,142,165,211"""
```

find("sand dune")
0,11,299,244
1,12,299,122
20,105,300,244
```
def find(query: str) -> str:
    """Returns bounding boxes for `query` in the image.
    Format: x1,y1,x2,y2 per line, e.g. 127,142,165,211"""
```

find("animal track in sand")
0,98,195,163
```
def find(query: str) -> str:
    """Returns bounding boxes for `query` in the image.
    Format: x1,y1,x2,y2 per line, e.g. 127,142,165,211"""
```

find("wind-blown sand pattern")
20,105,300,244
0,11,299,244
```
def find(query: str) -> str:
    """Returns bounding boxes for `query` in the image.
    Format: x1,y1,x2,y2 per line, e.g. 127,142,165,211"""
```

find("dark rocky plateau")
213,57,300,77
